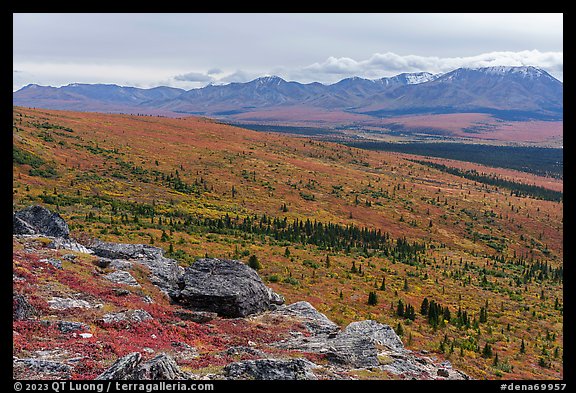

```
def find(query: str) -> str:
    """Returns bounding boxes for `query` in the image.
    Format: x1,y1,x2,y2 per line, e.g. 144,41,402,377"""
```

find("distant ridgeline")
344,142,563,179
409,160,562,202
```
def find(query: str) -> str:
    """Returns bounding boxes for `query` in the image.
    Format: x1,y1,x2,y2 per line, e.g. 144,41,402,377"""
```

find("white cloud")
206,68,223,75
218,70,260,84
288,50,563,83
13,50,563,92
174,71,213,82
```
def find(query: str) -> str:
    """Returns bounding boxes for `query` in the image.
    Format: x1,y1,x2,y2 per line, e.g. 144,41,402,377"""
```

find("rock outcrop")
96,352,190,380
136,354,191,380
47,297,94,310
13,206,471,380
47,237,92,254
13,292,39,320
270,301,339,335
13,358,72,377
57,321,90,333
95,352,142,380
91,241,183,295
173,258,285,317
101,309,153,324
104,270,140,287
271,304,469,379
13,205,70,238
224,358,318,380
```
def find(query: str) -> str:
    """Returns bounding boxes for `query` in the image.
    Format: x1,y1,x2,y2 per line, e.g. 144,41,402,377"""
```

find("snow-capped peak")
401,72,440,85
255,75,285,85
468,66,547,78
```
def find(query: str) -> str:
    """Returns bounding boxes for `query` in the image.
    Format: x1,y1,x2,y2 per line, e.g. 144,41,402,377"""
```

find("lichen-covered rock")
272,301,339,335
343,320,405,353
91,242,164,260
224,358,317,380
13,215,37,235
96,352,190,380
13,292,39,320
40,258,63,269
95,352,142,380
91,241,182,295
13,205,69,238
104,270,140,287
47,238,92,254
325,337,380,368
102,309,153,324
174,258,284,317
47,297,92,310
57,321,90,333
13,358,72,375
136,354,191,380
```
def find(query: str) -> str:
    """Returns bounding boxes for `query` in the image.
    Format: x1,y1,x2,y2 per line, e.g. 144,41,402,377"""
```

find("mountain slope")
12,107,563,379
360,66,563,119
14,67,562,120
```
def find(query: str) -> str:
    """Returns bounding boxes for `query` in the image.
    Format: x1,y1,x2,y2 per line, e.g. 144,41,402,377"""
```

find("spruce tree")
351,261,358,273
368,291,378,306
520,339,526,354
325,255,330,268
396,322,404,336
397,299,405,317
482,343,493,358
284,247,290,257
248,254,261,270
420,297,429,315
380,277,386,291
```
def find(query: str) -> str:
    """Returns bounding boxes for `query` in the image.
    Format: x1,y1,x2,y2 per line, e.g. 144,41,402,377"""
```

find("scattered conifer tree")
248,254,261,270
368,291,378,305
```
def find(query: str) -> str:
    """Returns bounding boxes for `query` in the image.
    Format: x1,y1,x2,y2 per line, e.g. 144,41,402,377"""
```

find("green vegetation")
411,159,562,202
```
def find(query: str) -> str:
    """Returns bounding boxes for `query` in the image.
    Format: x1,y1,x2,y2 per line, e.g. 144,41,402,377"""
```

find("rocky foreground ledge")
13,205,470,380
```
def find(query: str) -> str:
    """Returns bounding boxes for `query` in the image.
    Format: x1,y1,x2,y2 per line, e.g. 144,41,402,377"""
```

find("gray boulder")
47,297,93,310
96,352,142,380
91,242,182,295
224,358,317,380
104,270,140,287
136,354,191,380
174,258,284,317
13,205,69,238
273,301,339,335
96,352,190,380
13,358,72,374
40,258,63,269
102,309,153,324
91,242,164,260
13,215,37,235
47,238,92,254
325,336,380,368
57,321,90,333
13,292,39,320
343,320,405,353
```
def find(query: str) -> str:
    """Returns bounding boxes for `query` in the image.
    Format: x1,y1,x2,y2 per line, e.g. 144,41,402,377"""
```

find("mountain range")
13,66,563,121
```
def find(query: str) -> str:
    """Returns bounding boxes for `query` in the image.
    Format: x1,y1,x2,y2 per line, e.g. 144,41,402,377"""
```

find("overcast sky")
13,13,563,91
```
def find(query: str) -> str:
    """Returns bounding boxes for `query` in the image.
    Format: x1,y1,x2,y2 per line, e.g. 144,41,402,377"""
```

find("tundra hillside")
13,107,563,379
